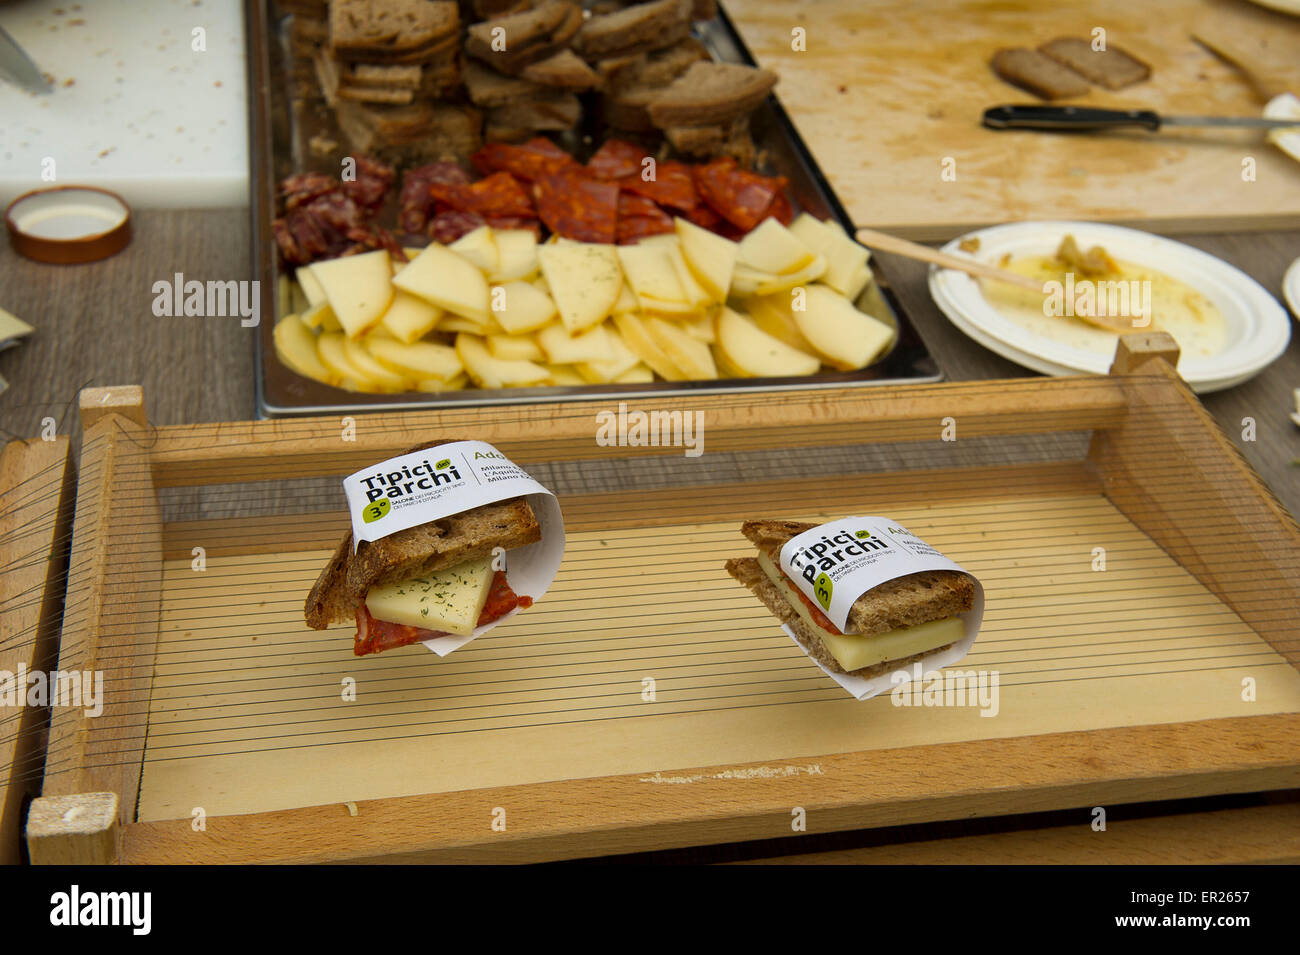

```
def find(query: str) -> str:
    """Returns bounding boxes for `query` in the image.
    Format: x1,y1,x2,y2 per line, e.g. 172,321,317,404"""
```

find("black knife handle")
983,105,1162,132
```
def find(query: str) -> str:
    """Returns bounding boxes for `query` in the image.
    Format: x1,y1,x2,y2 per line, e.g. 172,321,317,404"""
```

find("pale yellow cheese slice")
365,555,495,637
756,552,963,672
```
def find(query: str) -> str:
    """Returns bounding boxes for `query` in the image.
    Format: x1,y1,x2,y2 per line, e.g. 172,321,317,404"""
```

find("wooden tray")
21,334,1300,864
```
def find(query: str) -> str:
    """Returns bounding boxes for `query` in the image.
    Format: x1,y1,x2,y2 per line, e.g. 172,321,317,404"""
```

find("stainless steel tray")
248,0,941,417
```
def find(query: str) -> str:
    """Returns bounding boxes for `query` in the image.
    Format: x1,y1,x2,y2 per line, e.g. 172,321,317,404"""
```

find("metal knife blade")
983,105,1300,132
0,25,51,94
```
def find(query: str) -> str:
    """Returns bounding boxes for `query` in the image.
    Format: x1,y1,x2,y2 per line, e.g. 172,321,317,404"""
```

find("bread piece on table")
600,83,661,131
647,61,777,127
463,59,547,106
335,100,482,161
664,116,754,164
487,91,582,131
330,0,460,55
597,36,708,92
465,0,581,73
573,0,692,59
1038,37,1150,90
737,519,976,638
520,49,601,90
336,30,460,65
991,48,1091,99
725,557,961,678
349,63,424,89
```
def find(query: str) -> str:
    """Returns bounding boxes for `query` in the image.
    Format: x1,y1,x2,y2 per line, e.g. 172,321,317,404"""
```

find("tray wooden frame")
20,335,1300,864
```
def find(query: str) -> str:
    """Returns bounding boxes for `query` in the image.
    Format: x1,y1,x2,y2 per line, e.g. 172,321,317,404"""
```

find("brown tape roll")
4,185,132,264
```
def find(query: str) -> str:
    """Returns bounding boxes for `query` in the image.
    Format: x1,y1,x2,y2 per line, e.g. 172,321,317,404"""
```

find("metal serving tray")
248,0,940,417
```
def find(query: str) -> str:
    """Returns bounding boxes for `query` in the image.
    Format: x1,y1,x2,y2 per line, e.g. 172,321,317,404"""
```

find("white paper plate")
929,221,1292,393
1264,93,1300,166
1284,257,1300,322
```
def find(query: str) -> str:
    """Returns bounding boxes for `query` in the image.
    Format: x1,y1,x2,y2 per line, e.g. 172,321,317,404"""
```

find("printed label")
778,517,971,632
344,441,549,550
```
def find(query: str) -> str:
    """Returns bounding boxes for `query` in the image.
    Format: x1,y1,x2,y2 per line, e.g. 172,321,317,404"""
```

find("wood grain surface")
4,212,1290,518
726,0,1300,237
0,438,74,864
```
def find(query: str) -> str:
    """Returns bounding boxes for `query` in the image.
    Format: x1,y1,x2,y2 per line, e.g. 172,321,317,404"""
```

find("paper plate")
1264,93,1300,166
928,221,1291,393
1284,257,1300,322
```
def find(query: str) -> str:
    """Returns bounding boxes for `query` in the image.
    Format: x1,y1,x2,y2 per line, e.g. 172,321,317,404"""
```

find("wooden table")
2,211,1295,518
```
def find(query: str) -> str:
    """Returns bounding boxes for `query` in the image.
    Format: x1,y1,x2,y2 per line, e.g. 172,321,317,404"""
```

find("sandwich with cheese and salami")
304,442,541,656
724,519,976,679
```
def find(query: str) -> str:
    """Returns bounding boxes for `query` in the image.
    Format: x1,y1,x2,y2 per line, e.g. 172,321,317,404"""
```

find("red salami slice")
682,200,723,231
693,157,779,231
533,171,619,244
341,155,395,213
428,210,486,244
472,142,579,182
520,136,570,159
617,191,664,219
399,161,471,234
587,139,649,181
617,214,675,244
621,159,698,212
765,188,794,226
428,171,535,219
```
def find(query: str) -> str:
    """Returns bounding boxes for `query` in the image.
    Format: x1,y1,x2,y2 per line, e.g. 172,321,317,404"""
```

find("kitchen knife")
983,104,1300,132
0,24,51,94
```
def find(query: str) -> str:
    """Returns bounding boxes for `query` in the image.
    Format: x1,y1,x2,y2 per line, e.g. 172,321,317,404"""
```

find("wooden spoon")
853,226,1139,333
853,226,1041,291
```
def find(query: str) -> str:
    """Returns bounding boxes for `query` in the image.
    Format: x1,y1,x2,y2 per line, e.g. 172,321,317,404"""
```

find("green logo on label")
855,530,871,539
814,572,833,611
361,499,390,524
436,458,450,469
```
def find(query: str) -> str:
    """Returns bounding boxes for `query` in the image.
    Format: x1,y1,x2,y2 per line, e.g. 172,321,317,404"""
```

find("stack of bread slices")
573,0,776,163
462,0,599,142
315,0,481,163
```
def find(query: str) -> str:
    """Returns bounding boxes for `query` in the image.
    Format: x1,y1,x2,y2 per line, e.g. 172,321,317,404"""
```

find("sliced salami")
620,159,698,212
587,139,649,181
533,171,619,244
693,157,779,231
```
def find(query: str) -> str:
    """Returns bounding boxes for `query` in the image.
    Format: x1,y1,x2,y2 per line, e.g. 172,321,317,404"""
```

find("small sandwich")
305,442,540,655
725,520,975,679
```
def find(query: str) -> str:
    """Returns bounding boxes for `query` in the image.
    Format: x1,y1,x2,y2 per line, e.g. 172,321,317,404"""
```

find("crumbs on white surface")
639,765,824,784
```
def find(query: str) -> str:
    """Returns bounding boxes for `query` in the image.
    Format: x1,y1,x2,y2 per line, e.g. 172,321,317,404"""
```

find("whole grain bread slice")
1037,37,1150,90
646,61,777,127
464,59,546,106
465,0,580,72
330,0,460,55
991,47,1091,100
573,0,692,59
725,557,959,678
520,49,601,90
304,441,541,628
487,91,583,130
737,519,975,637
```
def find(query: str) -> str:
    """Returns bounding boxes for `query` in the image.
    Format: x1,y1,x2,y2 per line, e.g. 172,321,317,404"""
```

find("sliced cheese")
538,242,623,333
756,552,963,672
365,555,495,637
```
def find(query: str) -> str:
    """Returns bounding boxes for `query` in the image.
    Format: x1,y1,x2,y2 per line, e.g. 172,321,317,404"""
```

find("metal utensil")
983,104,1300,132
0,25,50,94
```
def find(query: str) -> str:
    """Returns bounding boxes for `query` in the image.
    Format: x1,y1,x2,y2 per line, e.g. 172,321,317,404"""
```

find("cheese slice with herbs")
364,555,495,636
756,552,962,672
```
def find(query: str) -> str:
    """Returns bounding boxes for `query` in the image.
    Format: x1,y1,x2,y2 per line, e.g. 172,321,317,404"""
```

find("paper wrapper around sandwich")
343,440,566,658
777,517,985,701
